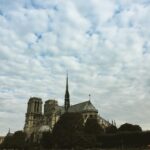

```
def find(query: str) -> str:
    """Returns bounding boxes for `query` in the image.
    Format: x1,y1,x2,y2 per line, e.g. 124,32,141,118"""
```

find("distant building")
0,136,4,144
24,75,111,137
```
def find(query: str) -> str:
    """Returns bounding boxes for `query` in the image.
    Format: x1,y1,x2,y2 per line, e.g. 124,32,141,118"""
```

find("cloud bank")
0,0,150,135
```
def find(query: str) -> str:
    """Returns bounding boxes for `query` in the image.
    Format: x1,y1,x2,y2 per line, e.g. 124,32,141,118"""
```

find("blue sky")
0,0,150,135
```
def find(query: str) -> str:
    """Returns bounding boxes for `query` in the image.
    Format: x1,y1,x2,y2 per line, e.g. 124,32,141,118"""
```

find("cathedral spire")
64,73,70,112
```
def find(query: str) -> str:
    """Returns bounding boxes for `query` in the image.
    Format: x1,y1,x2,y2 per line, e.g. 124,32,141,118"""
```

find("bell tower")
64,74,70,112
24,97,43,135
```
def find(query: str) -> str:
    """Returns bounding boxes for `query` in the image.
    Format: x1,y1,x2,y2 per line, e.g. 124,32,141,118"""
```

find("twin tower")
24,75,71,135
24,75,111,136
26,74,70,114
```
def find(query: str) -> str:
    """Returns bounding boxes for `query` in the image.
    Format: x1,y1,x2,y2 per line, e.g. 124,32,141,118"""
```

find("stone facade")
24,98,111,137
24,97,43,135
24,76,111,137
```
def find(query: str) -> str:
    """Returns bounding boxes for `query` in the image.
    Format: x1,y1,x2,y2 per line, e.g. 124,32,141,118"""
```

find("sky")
0,0,150,135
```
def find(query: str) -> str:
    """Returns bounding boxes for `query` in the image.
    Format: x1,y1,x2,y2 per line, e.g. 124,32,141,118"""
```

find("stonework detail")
24,76,111,137
24,98,110,137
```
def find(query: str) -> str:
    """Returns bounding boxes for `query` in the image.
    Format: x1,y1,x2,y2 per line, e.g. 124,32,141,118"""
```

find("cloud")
0,0,150,135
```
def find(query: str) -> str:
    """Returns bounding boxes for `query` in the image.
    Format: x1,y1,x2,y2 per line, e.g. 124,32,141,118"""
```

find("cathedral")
24,75,111,137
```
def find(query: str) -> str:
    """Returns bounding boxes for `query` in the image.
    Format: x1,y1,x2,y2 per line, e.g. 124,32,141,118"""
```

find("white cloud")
0,0,150,135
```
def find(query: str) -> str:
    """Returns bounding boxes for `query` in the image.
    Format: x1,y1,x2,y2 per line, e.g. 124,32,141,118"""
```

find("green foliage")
105,125,118,134
1,130,27,149
52,112,85,148
98,131,150,148
84,118,104,135
54,112,84,131
1,135,13,148
118,123,142,132
13,131,26,146
40,131,53,149
0,118,147,149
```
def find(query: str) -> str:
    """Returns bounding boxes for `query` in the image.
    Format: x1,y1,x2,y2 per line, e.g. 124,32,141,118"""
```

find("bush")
118,123,142,132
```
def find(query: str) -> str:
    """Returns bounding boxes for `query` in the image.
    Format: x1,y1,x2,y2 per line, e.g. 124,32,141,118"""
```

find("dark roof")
57,101,98,114
68,100,98,113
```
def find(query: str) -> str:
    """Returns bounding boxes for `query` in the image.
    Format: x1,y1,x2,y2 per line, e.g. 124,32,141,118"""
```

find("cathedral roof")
57,100,98,114
68,100,98,113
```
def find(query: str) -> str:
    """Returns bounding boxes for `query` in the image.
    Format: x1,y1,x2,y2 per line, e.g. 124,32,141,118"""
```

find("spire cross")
89,94,91,101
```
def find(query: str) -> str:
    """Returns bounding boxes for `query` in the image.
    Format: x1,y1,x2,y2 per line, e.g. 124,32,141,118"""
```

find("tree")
40,131,53,149
118,123,142,132
84,118,104,135
105,125,118,134
11,131,27,148
1,135,13,148
83,118,104,148
52,112,85,148
1,130,27,149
